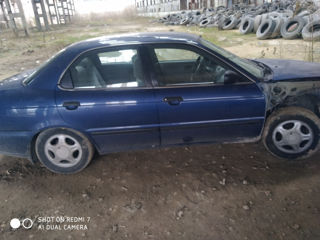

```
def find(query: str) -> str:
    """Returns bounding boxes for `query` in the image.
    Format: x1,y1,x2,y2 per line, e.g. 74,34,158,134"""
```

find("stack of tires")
240,9,320,41
157,1,320,42
238,11,293,39
302,11,320,41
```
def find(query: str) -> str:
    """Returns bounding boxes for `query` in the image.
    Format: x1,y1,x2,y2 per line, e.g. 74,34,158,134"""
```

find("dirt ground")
0,16,320,240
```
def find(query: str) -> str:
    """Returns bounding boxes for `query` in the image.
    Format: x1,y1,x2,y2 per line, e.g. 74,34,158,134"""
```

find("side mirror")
224,70,241,85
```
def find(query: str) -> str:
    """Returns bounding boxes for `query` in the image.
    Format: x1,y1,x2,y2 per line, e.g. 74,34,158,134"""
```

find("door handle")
63,101,80,110
163,96,183,106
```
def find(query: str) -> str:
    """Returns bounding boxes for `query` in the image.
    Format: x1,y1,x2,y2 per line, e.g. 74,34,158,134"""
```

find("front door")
147,44,266,146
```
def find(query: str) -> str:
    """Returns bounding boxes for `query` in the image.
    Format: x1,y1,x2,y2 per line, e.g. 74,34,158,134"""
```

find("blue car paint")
153,83,265,145
55,88,160,153
0,32,319,161
257,59,320,81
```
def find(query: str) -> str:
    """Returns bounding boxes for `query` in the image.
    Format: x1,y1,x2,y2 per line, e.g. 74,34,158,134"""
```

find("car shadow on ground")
1,142,318,188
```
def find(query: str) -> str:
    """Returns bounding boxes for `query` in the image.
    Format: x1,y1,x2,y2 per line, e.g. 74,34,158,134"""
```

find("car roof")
66,32,202,52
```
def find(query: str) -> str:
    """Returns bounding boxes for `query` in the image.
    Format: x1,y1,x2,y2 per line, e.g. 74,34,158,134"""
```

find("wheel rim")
272,120,313,154
44,134,82,168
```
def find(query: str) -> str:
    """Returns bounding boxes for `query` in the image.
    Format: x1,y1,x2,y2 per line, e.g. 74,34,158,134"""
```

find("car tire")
280,17,306,39
270,17,284,38
263,107,320,160
302,20,320,41
253,15,262,33
239,17,254,34
256,19,276,40
199,18,210,27
222,16,239,30
180,18,189,25
35,128,94,174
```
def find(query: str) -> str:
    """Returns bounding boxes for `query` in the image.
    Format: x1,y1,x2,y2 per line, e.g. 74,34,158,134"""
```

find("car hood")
255,59,320,81
0,69,35,90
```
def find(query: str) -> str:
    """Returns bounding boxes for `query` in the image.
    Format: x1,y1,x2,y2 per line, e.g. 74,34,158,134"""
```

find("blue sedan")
1,32,320,173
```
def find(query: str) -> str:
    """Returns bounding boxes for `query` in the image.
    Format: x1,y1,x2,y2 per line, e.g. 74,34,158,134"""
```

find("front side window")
63,48,146,89
154,48,199,62
150,45,250,87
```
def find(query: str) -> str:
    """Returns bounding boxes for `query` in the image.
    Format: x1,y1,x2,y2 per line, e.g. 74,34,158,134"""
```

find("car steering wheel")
191,56,205,82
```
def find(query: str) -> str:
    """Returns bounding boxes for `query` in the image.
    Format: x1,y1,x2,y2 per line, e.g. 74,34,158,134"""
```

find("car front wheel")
35,128,94,174
263,107,320,159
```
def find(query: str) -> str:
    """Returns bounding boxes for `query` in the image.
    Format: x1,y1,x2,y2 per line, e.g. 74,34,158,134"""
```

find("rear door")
147,44,266,146
56,46,159,154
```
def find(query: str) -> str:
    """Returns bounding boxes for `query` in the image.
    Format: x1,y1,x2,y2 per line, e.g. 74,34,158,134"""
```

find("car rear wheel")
35,128,94,174
263,107,320,159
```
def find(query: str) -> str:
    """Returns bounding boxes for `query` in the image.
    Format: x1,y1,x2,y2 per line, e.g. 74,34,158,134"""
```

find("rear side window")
98,49,137,64
60,48,146,89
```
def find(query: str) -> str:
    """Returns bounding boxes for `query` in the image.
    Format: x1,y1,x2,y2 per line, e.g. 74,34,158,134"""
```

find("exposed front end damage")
259,81,320,115
253,58,320,117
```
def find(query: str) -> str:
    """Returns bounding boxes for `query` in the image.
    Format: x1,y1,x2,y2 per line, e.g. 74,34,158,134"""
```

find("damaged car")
0,32,320,174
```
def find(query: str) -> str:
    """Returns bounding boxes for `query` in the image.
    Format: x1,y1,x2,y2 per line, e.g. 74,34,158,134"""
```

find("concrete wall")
136,0,268,13
136,0,181,13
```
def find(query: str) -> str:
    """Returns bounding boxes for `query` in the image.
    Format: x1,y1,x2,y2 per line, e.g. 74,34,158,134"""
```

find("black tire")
271,17,284,38
239,17,254,34
261,13,268,23
269,12,281,20
263,107,320,160
180,18,189,25
199,18,210,27
302,20,320,41
218,16,226,30
222,16,239,30
253,15,262,33
35,128,94,174
280,17,306,39
297,10,310,18
256,19,276,40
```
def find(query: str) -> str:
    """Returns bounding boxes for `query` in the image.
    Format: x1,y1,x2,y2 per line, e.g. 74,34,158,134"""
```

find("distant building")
135,0,265,13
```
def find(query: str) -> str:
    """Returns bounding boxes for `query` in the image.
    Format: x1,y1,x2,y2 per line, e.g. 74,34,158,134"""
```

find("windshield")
200,39,264,79
23,48,66,85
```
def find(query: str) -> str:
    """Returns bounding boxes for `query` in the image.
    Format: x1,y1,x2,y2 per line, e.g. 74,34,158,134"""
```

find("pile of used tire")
158,0,320,41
